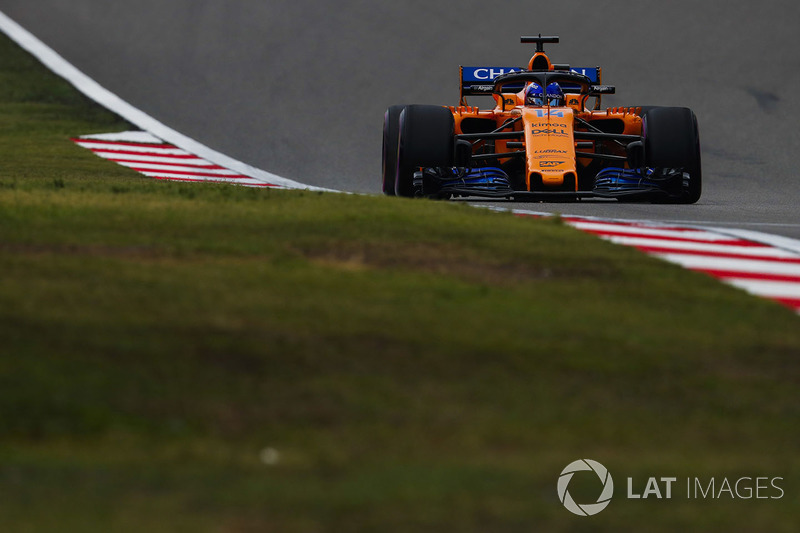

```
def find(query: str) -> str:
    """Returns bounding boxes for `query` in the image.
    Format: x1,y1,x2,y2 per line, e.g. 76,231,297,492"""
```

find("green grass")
0,33,798,532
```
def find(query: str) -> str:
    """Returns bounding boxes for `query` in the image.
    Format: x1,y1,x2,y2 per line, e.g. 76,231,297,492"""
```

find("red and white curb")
0,11,327,191
515,211,800,314
72,131,280,187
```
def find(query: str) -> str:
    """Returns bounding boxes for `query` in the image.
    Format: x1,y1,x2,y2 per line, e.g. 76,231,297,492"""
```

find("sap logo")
471,68,521,80
540,160,565,168
535,110,565,118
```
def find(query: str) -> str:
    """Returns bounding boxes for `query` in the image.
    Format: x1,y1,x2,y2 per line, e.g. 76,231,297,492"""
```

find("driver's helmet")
546,82,565,106
524,82,545,107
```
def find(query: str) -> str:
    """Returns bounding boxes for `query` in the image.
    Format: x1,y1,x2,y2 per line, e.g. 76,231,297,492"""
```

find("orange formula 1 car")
382,35,701,203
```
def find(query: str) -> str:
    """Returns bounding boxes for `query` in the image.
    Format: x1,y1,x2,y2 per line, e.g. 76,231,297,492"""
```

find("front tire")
395,105,455,197
643,107,702,204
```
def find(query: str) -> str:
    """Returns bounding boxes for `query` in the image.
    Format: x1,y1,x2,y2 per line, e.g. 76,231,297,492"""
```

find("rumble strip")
515,211,800,314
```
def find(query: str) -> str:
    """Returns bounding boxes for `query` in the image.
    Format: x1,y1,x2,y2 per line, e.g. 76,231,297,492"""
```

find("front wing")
417,166,689,201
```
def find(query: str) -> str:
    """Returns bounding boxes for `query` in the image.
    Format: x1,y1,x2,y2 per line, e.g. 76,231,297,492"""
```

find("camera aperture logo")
557,459,614,516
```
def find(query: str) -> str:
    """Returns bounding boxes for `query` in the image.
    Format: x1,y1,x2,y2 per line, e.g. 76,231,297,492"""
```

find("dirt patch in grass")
300,240,615,285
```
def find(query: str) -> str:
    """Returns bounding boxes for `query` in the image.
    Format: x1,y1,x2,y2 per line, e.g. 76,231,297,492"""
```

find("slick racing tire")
396,105,455,197
643,107,702,204
382,105,406,196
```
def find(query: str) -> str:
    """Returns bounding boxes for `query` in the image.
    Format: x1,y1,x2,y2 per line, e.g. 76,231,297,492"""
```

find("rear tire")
382,105,406,196
643,107,702,204
396,105,455,197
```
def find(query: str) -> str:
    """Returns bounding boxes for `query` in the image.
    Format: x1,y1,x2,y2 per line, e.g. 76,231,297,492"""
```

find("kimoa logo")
558,459,614,516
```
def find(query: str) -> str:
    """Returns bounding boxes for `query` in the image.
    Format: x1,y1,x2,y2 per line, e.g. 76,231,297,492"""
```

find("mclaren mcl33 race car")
382,35,701,203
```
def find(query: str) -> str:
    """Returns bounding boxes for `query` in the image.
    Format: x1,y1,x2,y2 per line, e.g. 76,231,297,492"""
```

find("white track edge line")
508,207,800,255
695,227,800,256
0,10,332,192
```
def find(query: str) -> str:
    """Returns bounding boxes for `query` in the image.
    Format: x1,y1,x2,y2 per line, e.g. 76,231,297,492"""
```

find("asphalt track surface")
1,0,799,237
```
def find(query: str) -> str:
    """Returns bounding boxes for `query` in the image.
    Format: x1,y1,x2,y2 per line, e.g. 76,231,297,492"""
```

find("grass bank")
0,32,798,532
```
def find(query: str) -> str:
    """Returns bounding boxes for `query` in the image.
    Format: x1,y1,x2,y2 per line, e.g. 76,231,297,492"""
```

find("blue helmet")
546,82,565,106
525,82,545,107
525,82,565,107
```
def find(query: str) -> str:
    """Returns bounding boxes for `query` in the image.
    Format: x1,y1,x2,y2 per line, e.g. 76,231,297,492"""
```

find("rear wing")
460,66,604,104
